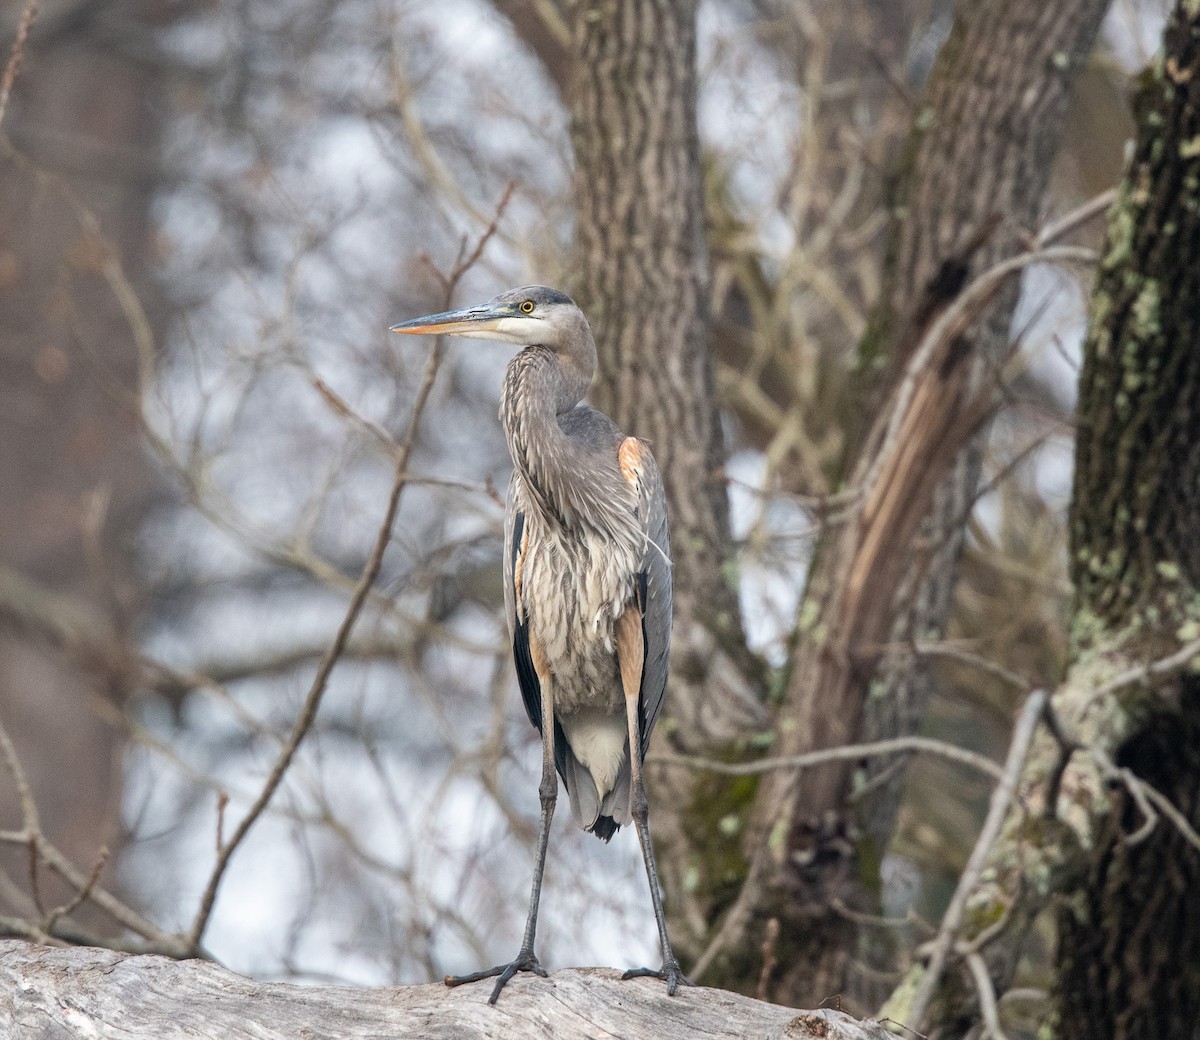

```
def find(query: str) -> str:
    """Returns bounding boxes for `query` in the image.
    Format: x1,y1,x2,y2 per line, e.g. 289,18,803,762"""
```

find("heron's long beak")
389,304,510,337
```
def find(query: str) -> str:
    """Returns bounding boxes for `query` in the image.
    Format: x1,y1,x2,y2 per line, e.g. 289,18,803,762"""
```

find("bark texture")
714,0,1110,1010
1070,10,1200,631
1055,695,1200,1040
1055,5,1200,1035
889,5,1200,1035
567,0,766,956
0,940,893,1040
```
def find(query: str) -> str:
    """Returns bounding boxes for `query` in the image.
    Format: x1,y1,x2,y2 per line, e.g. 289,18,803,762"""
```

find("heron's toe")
445,948,548,1004
621,959,693,995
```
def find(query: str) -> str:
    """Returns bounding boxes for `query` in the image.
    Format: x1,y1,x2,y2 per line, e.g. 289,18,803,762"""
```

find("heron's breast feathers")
519,521,638,642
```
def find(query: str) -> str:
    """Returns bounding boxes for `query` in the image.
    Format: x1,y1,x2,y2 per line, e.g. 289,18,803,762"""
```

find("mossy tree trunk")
703,0,1109,1010
890,4,1200,1036
561,0,1112,1008
1056,4,1200,1035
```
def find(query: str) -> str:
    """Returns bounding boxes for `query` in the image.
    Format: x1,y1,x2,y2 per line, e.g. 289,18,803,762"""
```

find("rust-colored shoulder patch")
618,437,646,490
513,523,529,605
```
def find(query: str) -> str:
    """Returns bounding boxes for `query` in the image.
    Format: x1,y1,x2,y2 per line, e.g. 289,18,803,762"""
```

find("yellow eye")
520,300,535,313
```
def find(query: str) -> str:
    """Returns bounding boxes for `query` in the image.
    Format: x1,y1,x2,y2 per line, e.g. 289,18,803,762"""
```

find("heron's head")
390,285,585,348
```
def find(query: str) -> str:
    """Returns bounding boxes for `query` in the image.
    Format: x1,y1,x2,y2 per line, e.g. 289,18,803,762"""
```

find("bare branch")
907,690,1047,1028
42,847,109,935
912,641,1029,693
1087,746,1200,855
965,949,1012,1040
185,344,438,953
1082,635,1200,713
0,713,173,947
1035,187,1118,248
653,735,1005,783
186,186,515,953
0,0,37,128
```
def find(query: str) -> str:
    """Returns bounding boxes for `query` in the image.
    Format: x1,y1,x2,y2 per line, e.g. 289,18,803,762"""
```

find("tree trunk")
566,0,768,955
708,0,1109,1010
0,0,167,927
889,4,1200,1035
0,940,893,1040
1055,5,1200,1034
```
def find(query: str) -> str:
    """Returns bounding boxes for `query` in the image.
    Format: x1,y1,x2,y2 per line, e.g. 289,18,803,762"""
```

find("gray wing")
632,448,672,763
504,477,542,733
504,476,572,783
502,474,521,645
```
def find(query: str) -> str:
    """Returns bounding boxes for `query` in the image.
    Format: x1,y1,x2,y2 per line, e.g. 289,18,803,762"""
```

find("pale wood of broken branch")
0,941,894,1040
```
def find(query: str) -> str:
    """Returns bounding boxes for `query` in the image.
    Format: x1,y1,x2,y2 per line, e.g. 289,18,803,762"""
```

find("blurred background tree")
0,0,1191,1036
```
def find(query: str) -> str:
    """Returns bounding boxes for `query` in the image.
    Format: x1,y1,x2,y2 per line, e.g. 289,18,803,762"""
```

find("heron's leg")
445,642,556,1004
614,610,691,996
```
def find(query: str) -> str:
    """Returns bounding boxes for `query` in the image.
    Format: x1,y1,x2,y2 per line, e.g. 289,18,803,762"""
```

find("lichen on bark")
907,4,1200,1036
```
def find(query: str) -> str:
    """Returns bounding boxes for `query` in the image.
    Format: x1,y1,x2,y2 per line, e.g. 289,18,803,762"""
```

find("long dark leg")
445,670,556,1004
616,642,690,994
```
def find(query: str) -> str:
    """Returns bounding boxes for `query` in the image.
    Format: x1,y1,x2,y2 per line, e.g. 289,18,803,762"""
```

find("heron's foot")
621,956,693,996
444,948,548,1004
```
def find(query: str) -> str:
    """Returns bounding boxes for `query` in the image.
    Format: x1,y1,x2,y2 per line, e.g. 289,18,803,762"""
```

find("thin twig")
913,641,1028,692
1035,188,1118,248
36,832,171,945
1082,635,1200,713
949,430,1060,539
0,0,38,128
0,713,41,835
42,846,109,934
830,898,933,936
955,877,1019,957
1087,745,1200,855
312,376,400,454
849,755,908,803
907,690,1047,1028
1040,698,1079,819
1135,776,1200,854
755,917,780,1002
965,949,1012,1040
27,835,43,917
0,713,47,922
0,727,169,947
310,376,506,506
1115,764,1158,845
653,734,1005,783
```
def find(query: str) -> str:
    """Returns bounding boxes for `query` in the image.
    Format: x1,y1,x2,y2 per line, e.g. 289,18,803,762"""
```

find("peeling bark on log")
0,941,894,1040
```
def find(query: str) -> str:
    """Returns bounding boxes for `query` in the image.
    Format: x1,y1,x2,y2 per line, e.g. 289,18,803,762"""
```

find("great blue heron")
391,285,687,1004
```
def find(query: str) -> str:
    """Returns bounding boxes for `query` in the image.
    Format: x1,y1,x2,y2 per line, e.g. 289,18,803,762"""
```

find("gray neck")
500,343,610,529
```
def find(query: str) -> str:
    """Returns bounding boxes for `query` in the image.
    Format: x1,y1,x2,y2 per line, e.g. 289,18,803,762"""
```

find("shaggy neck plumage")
502,348,581,522
500,344,629,537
